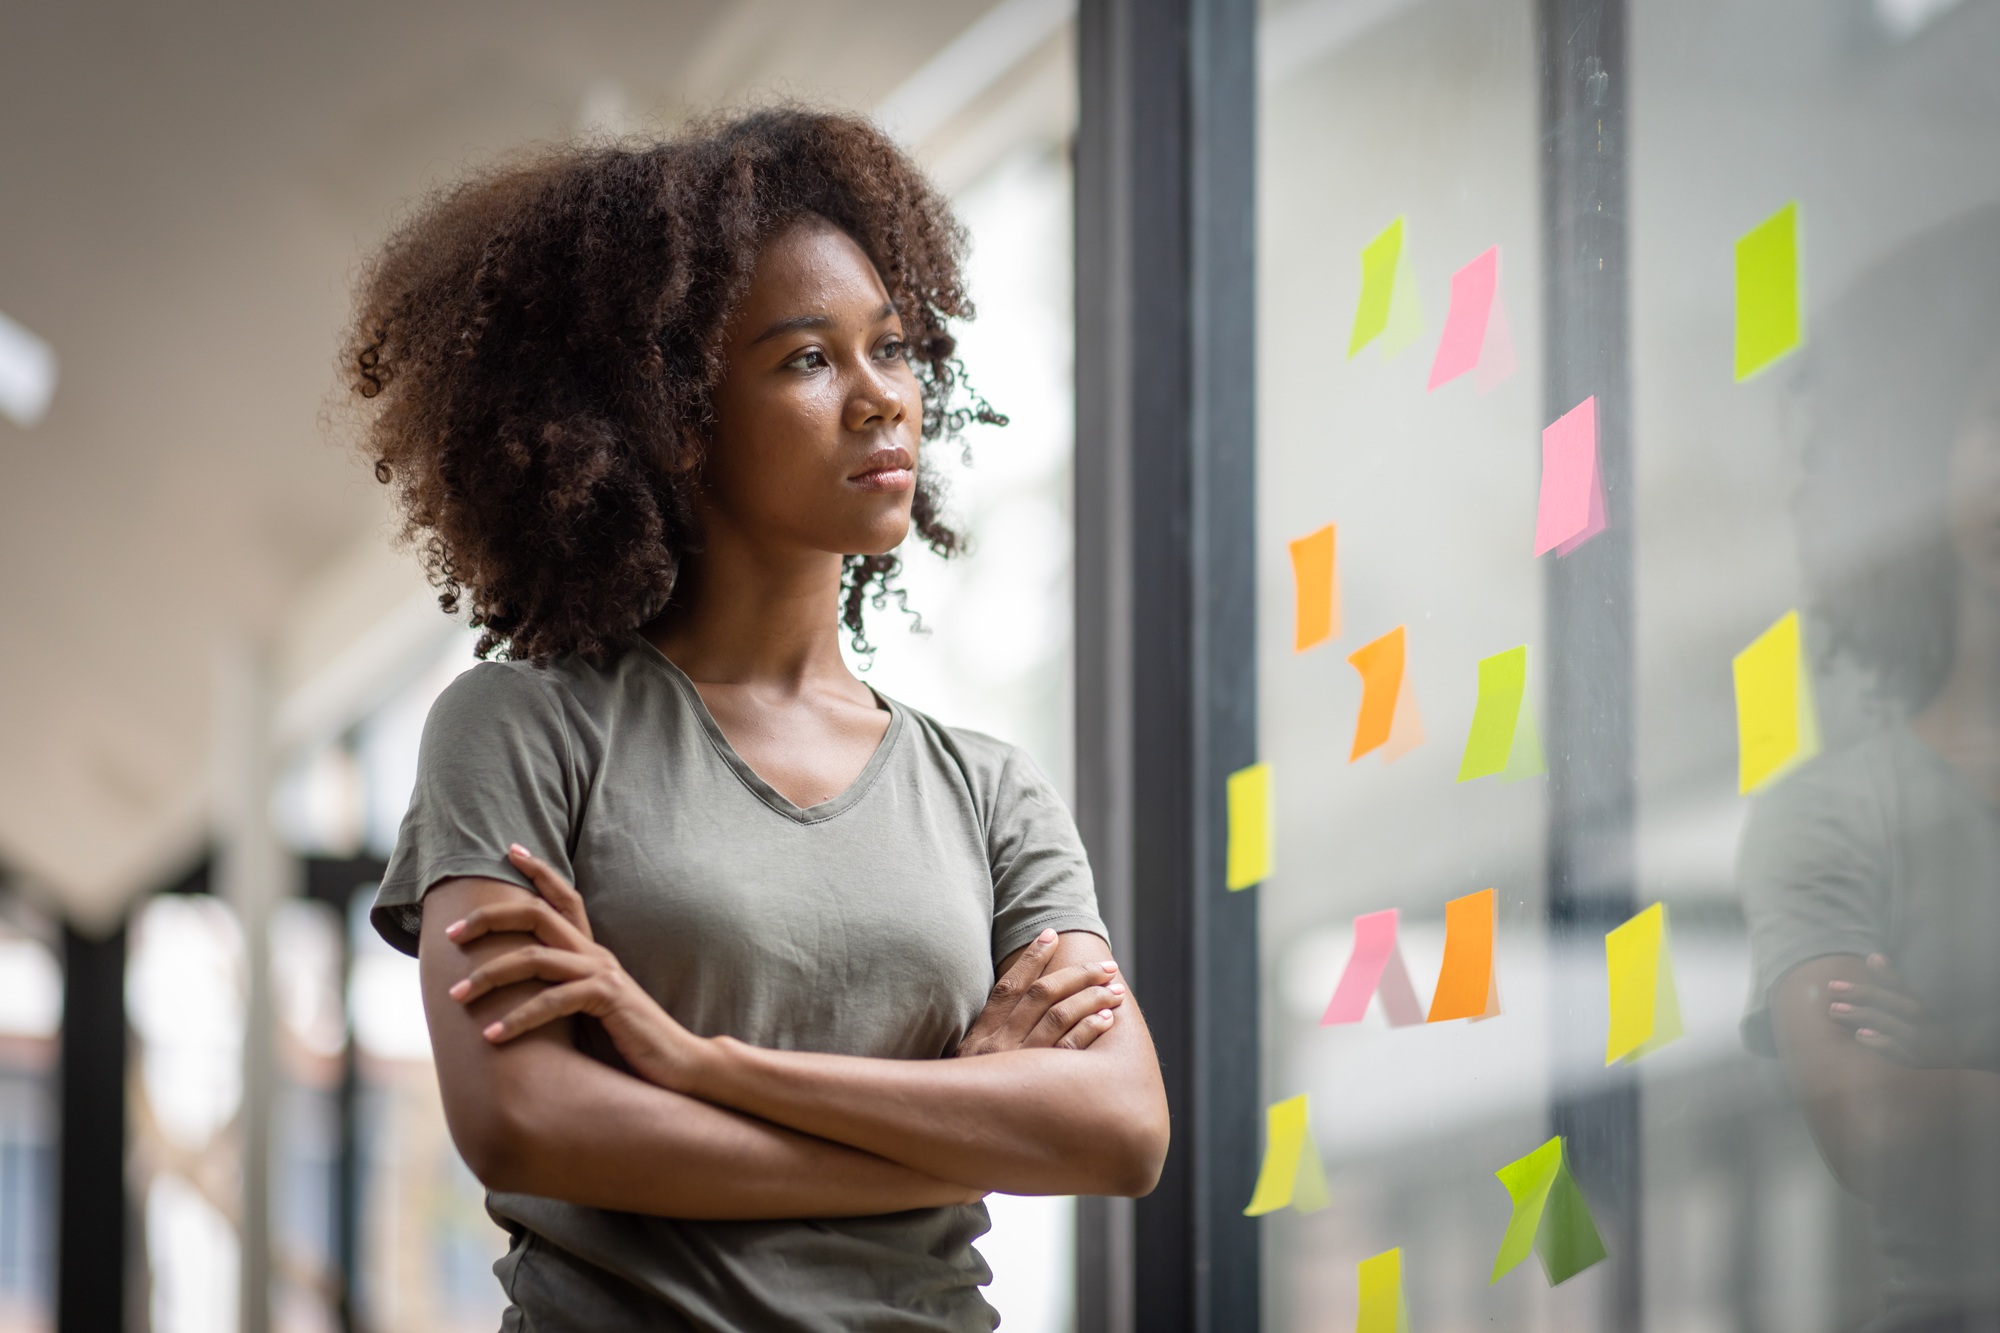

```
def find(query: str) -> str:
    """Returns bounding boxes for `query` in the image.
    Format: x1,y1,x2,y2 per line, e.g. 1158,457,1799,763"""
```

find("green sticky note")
1381,240,1426,359
1735,201,1802,381
1348,217,1406,359
1500,696,1546,783
1458,646,1531,782
1490,1136,1607,1286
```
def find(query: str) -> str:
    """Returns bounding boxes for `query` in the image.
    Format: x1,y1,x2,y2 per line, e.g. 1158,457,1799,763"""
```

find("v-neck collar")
629,634,904,825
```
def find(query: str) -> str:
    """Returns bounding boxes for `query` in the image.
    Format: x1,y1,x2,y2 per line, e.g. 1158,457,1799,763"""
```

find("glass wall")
1254,0,2000,1328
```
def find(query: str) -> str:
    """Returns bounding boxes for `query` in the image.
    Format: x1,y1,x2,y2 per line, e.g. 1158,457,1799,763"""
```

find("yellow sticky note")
1357,1247,1412,1333
1735,201,1802,381
1244,1093,1331,1216
1732,610,1820,793
1289,525,1339,652
1226,762,1273,890
1605,902,1684,1064
1350,217,1421,359
1458,647,1543,782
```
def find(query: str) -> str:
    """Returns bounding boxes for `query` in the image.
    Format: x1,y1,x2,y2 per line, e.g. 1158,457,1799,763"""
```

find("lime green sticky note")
1500,696,1546,783
1605,902,1685,1064
1348,217,1406,359
1226,762,1273,890
1381,241,1426,360
1735,201,1802,381
1244,1094,1331,1216
1732,609,1821,793
1356,1247,1412,1333
1458,646,1531,782
1490,1136,1607,1286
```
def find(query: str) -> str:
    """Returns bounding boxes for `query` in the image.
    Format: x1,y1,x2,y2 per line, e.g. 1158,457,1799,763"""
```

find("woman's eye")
876,338,908,362
784,349,828,371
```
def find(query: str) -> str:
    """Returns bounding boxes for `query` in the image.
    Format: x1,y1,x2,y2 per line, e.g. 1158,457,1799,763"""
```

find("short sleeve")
371,663,579,956
1737,750,1894,1055
984,748,1109,961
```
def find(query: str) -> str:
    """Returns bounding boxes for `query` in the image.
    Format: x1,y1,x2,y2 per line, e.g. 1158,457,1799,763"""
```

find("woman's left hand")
1827,953,1956,1068
445,844,708,1092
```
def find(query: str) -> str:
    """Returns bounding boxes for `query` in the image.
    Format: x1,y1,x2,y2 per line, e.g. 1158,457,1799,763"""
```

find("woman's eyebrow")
748,302,898,347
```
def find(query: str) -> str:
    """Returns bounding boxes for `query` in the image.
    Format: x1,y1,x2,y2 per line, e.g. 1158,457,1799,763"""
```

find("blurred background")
7,0,2000,1330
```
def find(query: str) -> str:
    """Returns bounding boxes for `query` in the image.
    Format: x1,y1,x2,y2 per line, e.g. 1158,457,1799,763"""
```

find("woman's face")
705,219,923,560
1947,353,2000,599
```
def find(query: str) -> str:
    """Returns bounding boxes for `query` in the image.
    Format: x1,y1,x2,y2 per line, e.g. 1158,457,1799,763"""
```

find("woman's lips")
849,450,915,492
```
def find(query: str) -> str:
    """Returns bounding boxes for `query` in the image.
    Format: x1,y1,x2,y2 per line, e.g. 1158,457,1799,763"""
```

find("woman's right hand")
955,929,1125,1058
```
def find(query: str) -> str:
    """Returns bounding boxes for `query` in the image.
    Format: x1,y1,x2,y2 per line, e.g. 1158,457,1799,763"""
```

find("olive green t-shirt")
372,637,1107,1332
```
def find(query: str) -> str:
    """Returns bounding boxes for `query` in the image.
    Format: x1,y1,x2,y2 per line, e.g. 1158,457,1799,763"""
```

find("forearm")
690,1018,1169,1196
467,1041,977,1219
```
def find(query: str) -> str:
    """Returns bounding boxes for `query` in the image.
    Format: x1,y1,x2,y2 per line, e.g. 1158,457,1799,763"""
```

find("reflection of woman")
1741,208,2000,1332
342,111,1168,1330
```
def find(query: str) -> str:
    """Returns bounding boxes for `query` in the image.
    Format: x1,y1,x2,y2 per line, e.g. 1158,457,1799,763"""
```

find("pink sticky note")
1555,444,1605,555
1320,909,1425,1027
1476,288,1517,394
1428,247,1499,391
1534,396,1598,556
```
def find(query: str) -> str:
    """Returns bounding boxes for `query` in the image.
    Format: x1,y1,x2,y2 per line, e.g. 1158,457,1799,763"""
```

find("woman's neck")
642,518,856,696
1913,580,2000,793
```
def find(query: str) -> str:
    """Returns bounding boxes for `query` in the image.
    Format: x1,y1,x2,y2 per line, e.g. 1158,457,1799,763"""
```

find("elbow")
441,1066,546,1194
1102,1103,1171,1198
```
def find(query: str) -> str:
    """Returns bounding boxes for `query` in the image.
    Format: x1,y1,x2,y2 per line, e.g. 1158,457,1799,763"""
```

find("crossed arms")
419,852,1170,1221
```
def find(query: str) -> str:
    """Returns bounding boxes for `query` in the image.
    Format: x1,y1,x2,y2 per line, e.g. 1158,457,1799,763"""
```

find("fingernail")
445,919,465,937
1108,982,1126,995
509,844,529,857
448,980,469,1000
1858,1028,1878,1038
1831,1002,1852,1013
1098,1009,1114,1020
1828,981,1852,992
1868,954,1887,966
1037,929,1056,944
482,1022,504,1040
1101,961,1119,973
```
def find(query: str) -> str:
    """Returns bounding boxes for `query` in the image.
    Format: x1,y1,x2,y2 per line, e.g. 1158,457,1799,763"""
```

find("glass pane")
1255,0,2000,1327
1255,1,1567,1326
1632,2,2000,1328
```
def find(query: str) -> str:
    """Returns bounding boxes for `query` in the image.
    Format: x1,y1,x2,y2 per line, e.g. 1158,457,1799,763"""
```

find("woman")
1739,206,2000,1331
344,109,1169,1330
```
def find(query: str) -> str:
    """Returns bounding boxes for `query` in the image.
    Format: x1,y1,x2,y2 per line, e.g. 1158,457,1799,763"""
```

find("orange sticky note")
1289,525,1339,652
1348,627,1425,763
1428,887,1501,1022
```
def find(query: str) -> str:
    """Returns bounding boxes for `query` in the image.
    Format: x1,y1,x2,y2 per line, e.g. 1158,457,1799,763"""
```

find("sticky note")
1349,217,1425,360
1735,201,1802,381
1535,397,1603,556
1356,1247,1412,1333
1348,627,1426,764
1244,1094,1331,1216
1429,245,1499,390
1490,1137,1607,1286
1226,762,1273,890
1427,887,1501,1022
1457,647,1544,783
1321,909,1425,1027
1605,902,1684,1064
1733,610,1821,793
1289,525,1339,652
1477,287,1518,394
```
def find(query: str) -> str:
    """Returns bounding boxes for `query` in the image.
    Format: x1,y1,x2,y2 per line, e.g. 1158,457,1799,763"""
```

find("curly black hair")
1792,204,2000,713
341,107,1002,664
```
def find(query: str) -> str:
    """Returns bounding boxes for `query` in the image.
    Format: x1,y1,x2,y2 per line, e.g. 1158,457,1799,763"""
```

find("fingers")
1024,982,1127,1048
507,844,593,942
479,977,614,1043
1000,960,1122,1045
1827,979,1924,1020
985,929,1061,1014
447,945,600,1004
444,896,592,953
1054,1009,1117,1051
